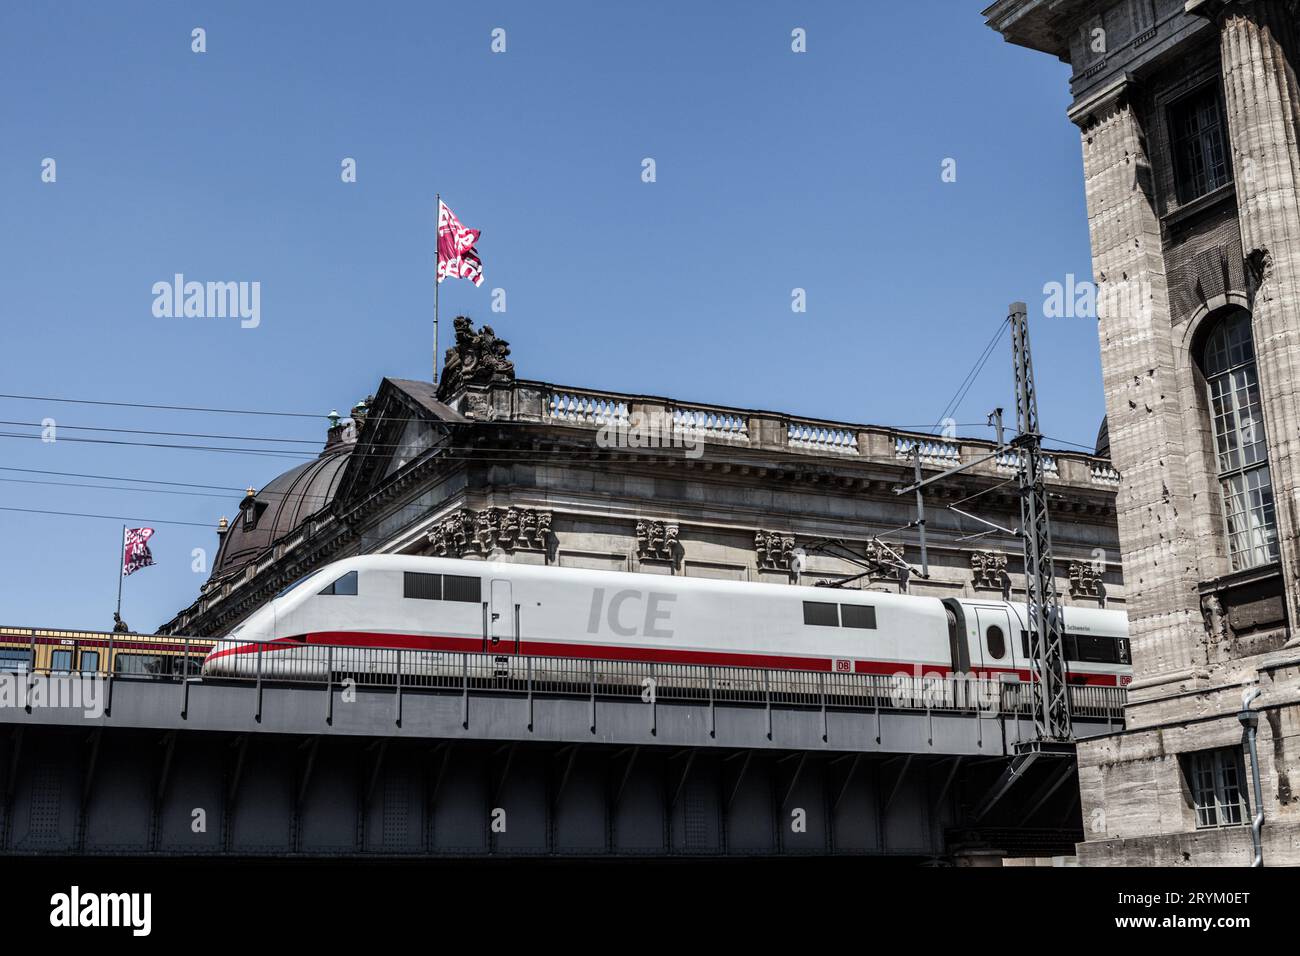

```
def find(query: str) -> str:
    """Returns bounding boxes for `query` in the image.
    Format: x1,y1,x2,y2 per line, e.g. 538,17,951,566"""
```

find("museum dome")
209,428,353,581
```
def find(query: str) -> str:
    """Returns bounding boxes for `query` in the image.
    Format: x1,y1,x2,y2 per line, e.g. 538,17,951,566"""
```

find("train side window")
840,604,877,629
443,575,482,603
1066,632,1119,664
50,649,73,673
803,602,839,627
0,650,31,673
79,650,100,674
114,654,166,676
986,625,1007,660
404,572,442,601
319,570,358,596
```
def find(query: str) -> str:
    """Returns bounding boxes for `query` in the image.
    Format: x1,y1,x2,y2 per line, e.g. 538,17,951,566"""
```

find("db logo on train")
832,659,854,674
1120,674,1133,686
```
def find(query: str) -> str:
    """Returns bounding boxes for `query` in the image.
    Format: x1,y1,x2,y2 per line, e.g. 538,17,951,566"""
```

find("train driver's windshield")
275,571,321,600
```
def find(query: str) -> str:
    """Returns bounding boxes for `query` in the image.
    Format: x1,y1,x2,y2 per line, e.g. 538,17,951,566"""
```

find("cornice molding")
1067,73,1138,128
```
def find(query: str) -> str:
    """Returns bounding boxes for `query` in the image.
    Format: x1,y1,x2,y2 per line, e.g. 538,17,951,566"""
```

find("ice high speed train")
202,555,1131,688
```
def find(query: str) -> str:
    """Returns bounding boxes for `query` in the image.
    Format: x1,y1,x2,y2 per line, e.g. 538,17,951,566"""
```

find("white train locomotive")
203,555,1131,689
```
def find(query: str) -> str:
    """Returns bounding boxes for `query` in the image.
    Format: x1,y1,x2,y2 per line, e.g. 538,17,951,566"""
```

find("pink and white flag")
437,199,484,287
122,527,155,577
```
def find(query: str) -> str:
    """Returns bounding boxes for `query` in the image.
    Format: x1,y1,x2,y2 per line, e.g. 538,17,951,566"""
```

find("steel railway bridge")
0,627,1124,861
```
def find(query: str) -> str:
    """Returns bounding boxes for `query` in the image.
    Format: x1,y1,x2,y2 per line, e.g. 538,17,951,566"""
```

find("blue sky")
0,1,1100,631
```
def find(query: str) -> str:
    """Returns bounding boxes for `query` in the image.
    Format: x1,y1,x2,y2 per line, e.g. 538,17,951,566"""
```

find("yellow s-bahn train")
0,627,214,677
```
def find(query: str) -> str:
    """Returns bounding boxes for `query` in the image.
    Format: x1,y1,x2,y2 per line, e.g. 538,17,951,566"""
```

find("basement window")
1184,748,1248,829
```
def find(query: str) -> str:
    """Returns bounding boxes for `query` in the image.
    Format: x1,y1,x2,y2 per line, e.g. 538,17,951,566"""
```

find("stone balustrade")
788,421,859,453
671,405,749,441
509,381,1117,488
895,436,960,466
546,390,629,426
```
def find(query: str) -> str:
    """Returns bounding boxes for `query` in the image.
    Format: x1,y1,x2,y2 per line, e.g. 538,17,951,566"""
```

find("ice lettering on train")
586,588,677,638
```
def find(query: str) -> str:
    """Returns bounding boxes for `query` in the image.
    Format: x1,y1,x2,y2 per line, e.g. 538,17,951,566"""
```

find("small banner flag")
437,199,484,287
122,527,156,577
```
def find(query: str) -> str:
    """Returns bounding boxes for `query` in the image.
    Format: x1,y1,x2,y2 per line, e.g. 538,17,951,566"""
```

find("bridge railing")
0,628,1127,722
196,638,1126,721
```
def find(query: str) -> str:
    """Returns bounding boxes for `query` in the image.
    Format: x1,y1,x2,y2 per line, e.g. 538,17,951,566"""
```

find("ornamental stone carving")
427,509,475,557
1068,560,1103,600
755,530,797,573
971,551,1008,591
636,520,681,568
864,540,906,580
437,317,516,402
428,506,551,557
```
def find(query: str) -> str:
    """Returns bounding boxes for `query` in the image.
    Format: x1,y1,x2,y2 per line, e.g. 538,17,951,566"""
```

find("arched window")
1202,310,1279,570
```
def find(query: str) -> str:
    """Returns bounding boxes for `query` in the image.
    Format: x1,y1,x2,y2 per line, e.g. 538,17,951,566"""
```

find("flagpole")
434,192,440,386
115,524,124,622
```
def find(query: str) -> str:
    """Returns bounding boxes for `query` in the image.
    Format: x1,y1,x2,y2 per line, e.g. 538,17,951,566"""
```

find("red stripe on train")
204,630,1122,687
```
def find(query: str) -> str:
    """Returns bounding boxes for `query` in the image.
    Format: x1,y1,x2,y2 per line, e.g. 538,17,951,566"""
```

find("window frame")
1200,310,1279,570
802,601,877,630
1186,748,1248,830
840,604,877,630
985,624,1007,661
802,601,840,627
442,574,482,604
1168,82,1233,206
319,569,359,596
79,650,101,675
403,571,443,601
0,649,31,672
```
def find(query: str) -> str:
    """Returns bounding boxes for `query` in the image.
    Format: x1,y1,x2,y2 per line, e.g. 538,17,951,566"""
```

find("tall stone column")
1072,81,1206,700
1214,0,1300,641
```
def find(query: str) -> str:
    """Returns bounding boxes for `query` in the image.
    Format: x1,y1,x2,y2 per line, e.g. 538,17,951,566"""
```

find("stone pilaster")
1216,1,1300,640
1073,81,1206,701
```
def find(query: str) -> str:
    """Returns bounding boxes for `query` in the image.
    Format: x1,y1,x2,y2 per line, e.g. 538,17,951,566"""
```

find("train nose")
203,621,268,677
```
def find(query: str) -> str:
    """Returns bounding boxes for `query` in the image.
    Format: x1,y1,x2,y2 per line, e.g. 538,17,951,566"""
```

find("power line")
0,432,316,460
0,390,522,430
0,466,243,493
1,417,1050,463
0,389,1003,435
0,429,1105,513
0,506,213,528
0,502,1024,550
0,393,326,419
0,419,321,445
0,477,233,501
1041,434,1100,453
930,318,1010,433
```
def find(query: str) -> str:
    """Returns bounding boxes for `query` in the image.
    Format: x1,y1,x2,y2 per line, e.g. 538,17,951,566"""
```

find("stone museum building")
164,318,1125,668
987,0,1300,864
